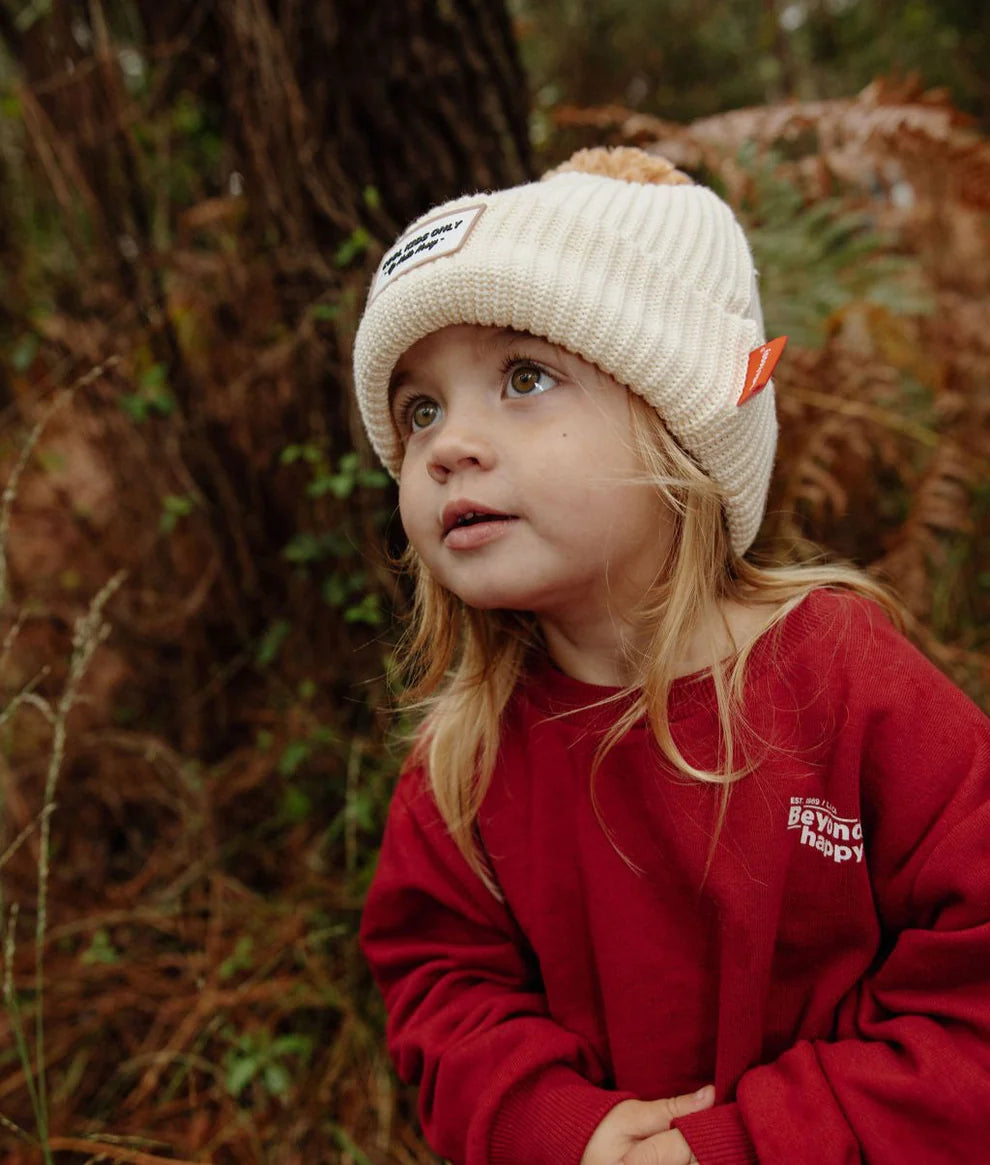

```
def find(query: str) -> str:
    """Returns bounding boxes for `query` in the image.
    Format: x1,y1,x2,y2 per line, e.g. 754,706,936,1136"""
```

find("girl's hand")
609,1128,697,1165
580,1087,712,1165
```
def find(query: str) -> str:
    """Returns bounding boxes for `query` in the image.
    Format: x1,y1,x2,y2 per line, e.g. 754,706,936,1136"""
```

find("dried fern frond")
555,88,990,214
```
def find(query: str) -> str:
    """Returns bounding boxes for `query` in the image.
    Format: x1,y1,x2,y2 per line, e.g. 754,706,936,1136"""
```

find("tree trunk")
208,0,532,248
0,0,532,751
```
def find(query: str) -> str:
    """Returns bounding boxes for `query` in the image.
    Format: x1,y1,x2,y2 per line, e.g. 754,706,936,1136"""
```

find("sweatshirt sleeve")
359,766,633,1165
675,616,990,1164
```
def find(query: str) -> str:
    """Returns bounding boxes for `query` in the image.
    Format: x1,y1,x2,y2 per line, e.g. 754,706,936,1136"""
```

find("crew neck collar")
521,590,829,726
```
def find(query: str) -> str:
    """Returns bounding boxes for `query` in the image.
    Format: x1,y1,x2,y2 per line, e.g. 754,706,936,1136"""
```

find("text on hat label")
371,205,486,300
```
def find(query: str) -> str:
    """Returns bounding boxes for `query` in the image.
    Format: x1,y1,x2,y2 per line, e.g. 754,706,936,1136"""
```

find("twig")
345,737,363,875
0,609,28,677
0,397,67,610
2,902,44,1138
0,682,55,733
0,1110,37,1145
33,570,127,1145
47,1138,205,1165
0,356,120,607
0,803,55,873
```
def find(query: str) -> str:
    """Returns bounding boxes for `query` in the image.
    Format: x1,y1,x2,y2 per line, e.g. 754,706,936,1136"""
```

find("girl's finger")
611,1127,696,1165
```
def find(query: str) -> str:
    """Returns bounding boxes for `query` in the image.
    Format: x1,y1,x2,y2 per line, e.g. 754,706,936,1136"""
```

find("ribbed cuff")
673,1102,759,1164
489,1065,636,1165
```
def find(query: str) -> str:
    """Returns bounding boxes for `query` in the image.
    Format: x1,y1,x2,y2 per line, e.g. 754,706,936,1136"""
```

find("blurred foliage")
738,144,928,347
0,1,988,1163
513,0,990,152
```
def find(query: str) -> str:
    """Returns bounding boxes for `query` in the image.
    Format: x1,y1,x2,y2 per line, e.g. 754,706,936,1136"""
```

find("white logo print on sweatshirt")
787,797,864,863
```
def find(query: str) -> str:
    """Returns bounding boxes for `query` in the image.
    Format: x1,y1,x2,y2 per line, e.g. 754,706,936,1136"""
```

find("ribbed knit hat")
352,147,779,555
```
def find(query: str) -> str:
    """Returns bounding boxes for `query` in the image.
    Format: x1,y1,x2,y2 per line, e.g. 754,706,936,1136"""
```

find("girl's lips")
443,516,517,551
441,500,516,538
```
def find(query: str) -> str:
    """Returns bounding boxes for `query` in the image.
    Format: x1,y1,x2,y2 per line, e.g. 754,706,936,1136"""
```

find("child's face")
390,324,674,632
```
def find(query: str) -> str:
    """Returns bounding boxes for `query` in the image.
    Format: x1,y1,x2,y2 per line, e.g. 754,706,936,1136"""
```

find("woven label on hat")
370,204,486,301
738,337,788,405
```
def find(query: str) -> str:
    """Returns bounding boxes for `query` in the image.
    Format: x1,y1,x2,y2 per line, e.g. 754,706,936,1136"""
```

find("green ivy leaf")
278,739,311,778
256,619,291,667
219,935,254,981
334,226,372,267
11,332,39,372
81,928,120,966
310,303,340,321
263,1062,291,1096
281,785,311,823
159,494,195,534
225,1054,259,1097
344,593,383,627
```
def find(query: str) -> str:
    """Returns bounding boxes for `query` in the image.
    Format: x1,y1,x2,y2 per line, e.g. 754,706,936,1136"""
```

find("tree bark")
207,0,532,249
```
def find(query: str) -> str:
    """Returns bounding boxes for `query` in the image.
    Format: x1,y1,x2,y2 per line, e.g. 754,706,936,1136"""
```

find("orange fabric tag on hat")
738,337,788,405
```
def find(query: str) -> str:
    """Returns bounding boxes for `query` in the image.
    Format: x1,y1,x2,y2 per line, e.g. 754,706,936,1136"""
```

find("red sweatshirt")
360,590,990,1163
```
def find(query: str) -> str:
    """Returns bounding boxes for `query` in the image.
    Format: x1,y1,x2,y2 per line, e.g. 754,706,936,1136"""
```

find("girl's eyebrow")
473,326,532,354
388,329,528,402
388,328,553,406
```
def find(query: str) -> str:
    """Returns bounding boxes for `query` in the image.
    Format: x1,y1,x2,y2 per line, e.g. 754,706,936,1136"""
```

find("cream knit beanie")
352,147,779,556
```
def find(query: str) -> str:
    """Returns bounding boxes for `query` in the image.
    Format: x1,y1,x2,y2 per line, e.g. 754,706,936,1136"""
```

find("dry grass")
0,22,987,1165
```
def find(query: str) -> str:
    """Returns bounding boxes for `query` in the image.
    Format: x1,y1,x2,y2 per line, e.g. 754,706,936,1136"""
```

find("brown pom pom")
544,146,693,187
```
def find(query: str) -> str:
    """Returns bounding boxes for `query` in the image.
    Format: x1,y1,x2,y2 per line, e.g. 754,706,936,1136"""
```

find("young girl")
353,148,990,1165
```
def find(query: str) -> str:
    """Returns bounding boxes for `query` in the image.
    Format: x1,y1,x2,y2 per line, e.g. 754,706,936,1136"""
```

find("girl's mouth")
441,502,517,543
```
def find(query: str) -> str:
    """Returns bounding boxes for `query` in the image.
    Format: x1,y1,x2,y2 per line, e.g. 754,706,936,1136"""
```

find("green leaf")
81,928,119,966
282,530,349,565
256,619,291,667
322,573,351,607
357,468,390,489
330,1126,374,1165
14,0,52,34
172,92,205,137
309,723,338,747
139,362,168,390
334,226,372,267
119,393,150,423
219,935,254,981
159,494,195,534
344,593,383,627
281,785,311,823
306,474,337,498
280,443,322,466
278,739,311,778
283,532,333,564
263,1062,291,1096
225,1054,259,1097
310,303,339,321
272,1033,313,1058
148,390,176,417
10,332,39,372
326,473,355,500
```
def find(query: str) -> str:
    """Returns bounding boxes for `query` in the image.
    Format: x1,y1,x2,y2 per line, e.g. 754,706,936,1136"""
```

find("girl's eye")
395,395,440,435
408,398,440,432
505,362,557,397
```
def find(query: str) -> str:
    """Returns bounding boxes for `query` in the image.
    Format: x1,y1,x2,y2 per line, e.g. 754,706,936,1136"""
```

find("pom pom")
544,146,693,188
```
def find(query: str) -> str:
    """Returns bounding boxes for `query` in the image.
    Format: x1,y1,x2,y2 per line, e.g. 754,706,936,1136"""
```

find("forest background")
0,1,988,1162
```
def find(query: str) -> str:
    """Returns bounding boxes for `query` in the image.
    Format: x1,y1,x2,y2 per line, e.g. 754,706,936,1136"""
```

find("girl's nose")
427,410,496,483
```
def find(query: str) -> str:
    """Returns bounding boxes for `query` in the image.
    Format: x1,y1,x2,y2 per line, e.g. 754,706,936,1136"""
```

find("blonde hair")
397,392,902,889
